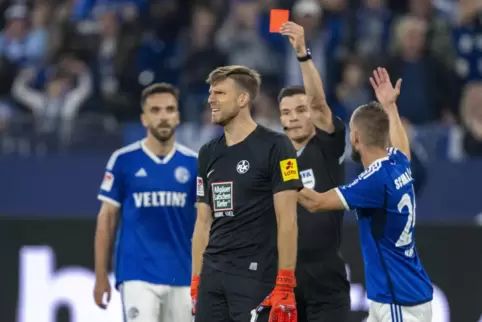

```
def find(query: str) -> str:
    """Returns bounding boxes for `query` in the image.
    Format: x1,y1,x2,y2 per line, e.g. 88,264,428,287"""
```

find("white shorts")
367,301,432,322
120,280,192,322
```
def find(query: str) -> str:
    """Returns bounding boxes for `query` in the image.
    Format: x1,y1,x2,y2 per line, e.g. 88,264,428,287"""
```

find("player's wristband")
297,49,312,62
276,270,296,288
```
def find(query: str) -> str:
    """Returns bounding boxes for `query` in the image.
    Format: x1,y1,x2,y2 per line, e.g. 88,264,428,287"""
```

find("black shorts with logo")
195,265,274,322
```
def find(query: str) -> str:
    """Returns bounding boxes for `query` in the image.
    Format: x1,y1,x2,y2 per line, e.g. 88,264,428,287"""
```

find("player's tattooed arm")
280,21,334,133
297,188,346,213
274,190,298,270
192,202,213,276
370,67,411,160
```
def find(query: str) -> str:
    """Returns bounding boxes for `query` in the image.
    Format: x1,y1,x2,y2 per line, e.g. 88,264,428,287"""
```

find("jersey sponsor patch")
197,177,204,196
280,158,299,182
300,169,315,189
212,182,233,212
100,172,114,192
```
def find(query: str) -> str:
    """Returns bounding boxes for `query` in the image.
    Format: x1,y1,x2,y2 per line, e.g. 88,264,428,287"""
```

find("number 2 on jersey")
395,193,416,249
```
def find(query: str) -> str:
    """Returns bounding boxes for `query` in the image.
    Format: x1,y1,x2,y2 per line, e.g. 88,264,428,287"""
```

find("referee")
279,22,350,321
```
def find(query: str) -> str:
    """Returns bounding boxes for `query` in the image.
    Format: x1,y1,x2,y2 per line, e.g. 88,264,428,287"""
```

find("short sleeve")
315,115,346,161
196,144,209,204
335,168,385,211
97,153,124,207
269,135,304,194
388,147,410,166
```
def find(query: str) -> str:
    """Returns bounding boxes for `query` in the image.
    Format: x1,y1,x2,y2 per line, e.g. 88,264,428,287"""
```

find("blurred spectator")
458,0,481,25
72,0,148,21
353,0,392,64
0,100,14,132
390,0,455,69
402,118,428,195
176,4,226,123
334,57,371,121
134,0,185,91
12,60,92,137
176,103,222,152
204,0,230,21
253,90,283,133
320,0,348,14
432,0,459,23
0,54,17,95
0,0,475,166
386,16,456,125
448,82,482,160
90,4,141,120
461,83,482,157
0,3,48,67
145,0,182,44
216,0,279,85
45,1,82,66
453,0,482,84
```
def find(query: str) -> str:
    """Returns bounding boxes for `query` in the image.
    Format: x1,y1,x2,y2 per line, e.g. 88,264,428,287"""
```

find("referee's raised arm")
280,21,334,133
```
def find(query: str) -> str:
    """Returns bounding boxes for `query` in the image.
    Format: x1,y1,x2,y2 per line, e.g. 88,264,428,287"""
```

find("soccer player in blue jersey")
297,67,433,322
93,83,197,322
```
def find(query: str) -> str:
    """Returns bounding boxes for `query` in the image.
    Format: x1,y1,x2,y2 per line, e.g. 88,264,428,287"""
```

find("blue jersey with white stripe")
98,139,197,287
336,148,433,305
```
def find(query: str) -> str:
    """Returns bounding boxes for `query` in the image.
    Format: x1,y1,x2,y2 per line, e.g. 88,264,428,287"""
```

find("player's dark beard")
149,124,174,143
351,147,362,163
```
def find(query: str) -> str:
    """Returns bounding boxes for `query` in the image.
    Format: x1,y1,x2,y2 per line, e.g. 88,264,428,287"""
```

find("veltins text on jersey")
132,191,187,208
212,182,234,218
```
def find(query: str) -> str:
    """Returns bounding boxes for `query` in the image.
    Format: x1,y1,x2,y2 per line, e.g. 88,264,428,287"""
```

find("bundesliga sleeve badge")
101,172,114,192
197,177,205,197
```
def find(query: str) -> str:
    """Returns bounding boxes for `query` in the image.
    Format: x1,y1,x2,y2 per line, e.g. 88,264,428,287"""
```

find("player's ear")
140,112,148,128
174,109,180,126
350,129,359,146
238,92,249,107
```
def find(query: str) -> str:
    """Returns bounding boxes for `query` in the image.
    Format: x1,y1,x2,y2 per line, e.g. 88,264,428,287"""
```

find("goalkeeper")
191,65,303,322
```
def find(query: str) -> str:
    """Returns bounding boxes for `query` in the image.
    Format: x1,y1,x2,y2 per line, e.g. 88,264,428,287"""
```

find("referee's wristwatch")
297,48,312,62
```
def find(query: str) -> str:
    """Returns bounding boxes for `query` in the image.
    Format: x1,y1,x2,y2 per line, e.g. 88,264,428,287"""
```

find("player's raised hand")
369,67,402,108
93,275,111,309
280,22,307,56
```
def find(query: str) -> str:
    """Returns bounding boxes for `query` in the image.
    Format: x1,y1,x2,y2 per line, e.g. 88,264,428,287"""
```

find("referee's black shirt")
297,116,346,260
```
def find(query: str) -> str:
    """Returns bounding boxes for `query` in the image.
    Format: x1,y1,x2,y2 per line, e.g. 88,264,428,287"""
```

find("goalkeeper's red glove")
251,270,297,322
190,275,200,315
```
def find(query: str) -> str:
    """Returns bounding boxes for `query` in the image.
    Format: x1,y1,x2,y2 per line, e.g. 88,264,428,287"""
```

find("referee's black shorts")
295,251,351,322
195,266,274,322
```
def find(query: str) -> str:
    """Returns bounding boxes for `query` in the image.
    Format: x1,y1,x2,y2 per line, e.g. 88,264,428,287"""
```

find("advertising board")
0,220,480,322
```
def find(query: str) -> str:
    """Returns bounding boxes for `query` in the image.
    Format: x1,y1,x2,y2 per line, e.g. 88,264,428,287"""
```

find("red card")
269,9,289,33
